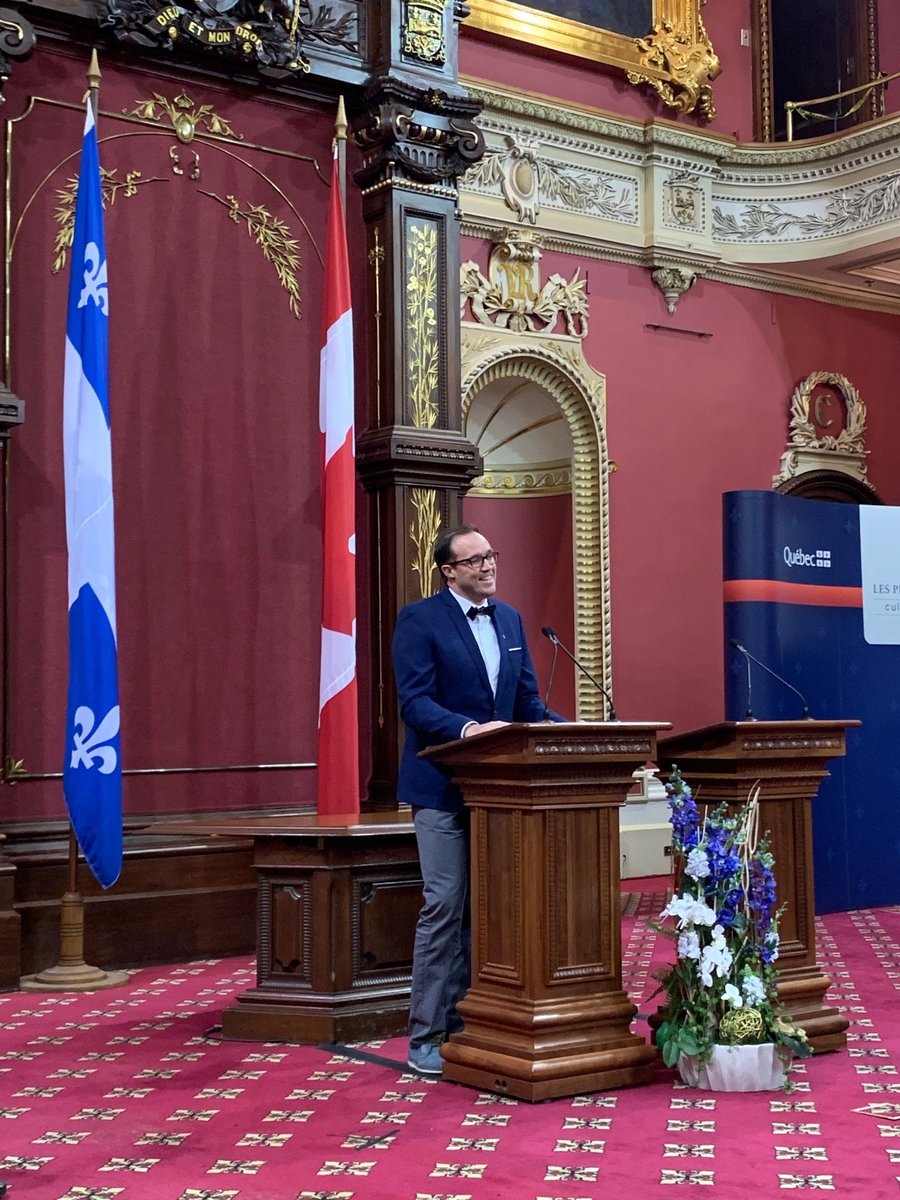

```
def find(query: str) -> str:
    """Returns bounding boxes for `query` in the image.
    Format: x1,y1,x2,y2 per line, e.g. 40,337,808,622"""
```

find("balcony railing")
785,69,900,142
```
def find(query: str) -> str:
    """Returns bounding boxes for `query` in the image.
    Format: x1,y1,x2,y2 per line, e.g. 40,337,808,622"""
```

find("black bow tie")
467,604,495,620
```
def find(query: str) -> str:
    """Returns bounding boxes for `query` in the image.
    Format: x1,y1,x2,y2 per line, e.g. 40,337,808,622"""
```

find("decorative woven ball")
719,1006,766,1044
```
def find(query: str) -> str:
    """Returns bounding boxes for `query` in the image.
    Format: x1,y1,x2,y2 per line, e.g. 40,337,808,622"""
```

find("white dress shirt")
448,587,500,697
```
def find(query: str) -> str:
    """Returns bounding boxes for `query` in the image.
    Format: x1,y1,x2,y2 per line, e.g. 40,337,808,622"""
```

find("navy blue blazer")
392,586,551,811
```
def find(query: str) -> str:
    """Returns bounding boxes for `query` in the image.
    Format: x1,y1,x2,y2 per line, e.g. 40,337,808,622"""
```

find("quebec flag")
62,100,122,889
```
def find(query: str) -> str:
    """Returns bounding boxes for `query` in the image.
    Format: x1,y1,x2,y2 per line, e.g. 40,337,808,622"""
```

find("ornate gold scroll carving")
626,12,720,120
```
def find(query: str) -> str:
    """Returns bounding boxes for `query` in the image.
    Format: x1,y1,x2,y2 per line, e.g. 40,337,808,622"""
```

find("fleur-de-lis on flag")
70,705,120,773
78,241,108,315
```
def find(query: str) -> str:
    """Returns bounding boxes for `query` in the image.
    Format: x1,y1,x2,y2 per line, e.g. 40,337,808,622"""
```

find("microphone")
729,639,810,720
735,639,754,719
542,632,559,721
542,626,617,721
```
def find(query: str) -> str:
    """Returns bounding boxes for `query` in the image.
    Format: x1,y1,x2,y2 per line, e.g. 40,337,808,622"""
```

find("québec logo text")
783,546,831,568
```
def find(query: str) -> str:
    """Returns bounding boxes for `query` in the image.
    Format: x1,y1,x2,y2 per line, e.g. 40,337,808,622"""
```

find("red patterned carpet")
0,899,898,1199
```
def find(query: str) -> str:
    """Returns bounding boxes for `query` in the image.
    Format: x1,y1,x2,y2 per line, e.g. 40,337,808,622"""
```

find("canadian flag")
317,148,359,816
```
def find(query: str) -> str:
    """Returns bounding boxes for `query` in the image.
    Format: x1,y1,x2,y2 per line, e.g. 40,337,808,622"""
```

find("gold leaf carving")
406,221,439,428
461,232,589,337
625,13,720,120
123,92,243,144
4,756,26,783
52,168,161,274
204,192,302,320
409,487,441,599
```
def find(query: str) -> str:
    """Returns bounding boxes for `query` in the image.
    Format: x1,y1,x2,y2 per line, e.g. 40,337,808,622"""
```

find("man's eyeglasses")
447,550,500,570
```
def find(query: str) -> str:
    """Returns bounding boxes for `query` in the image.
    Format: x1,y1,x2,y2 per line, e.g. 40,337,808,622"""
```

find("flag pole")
86,46,101,118
21,51,127,993
335,94,347,214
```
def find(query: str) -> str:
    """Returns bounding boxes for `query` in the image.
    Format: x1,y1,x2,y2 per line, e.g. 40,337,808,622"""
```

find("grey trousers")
408,806,471,1050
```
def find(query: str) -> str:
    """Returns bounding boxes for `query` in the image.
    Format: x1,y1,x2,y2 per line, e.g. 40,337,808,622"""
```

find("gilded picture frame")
466,0,720,119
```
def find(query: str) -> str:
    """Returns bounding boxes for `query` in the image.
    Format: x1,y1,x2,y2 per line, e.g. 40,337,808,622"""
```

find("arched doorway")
460,326,612,719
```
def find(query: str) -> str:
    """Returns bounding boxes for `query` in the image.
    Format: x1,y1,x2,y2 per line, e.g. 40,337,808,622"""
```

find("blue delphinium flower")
666,766,700,853
716,885,744,929
748,847,777,943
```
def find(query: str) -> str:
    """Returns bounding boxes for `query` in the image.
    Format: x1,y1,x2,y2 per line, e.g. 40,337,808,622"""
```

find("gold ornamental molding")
469,460,571,498
406,219,440,428
461,325,612,720
460,84,900,316
466,0,718,120
122,92,244,143
773,371,870,489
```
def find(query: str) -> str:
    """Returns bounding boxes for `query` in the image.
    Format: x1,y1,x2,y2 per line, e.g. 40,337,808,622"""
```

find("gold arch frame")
460,326,612,719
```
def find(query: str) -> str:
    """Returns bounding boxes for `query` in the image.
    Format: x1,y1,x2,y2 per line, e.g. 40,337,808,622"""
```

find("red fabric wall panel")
462,237,900,738
3,46,368,819
463,493,576,718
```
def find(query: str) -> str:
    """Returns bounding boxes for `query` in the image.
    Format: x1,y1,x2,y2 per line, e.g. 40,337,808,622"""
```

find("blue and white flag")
62,99,122,889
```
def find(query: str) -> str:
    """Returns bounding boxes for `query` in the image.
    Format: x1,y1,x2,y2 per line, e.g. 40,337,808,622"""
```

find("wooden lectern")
657,720,859,1053
157,811,422,1045
422,720,670,1102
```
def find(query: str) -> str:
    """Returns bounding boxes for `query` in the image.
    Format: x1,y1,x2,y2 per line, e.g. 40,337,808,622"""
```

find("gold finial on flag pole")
334,94,347,215
85,48,101,117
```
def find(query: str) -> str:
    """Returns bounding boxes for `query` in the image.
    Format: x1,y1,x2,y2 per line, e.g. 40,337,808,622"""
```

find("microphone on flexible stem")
729,639,811,720
541,626,617,721
542,633,559,721
735,640,754,719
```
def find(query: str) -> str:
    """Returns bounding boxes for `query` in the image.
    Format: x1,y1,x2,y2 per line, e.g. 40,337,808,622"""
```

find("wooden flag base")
20,962,129,992
19,888,129,993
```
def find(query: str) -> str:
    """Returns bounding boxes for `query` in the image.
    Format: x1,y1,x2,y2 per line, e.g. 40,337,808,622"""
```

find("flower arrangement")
654,766,812,1073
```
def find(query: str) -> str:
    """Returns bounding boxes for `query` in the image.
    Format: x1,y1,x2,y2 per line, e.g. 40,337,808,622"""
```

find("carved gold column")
352,3,486,807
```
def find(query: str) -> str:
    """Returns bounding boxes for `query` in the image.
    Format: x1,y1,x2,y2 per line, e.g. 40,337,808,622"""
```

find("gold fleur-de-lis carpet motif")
0,899,897,1198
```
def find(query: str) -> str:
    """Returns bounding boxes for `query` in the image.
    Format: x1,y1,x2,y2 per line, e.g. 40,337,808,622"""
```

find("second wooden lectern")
422,721,670,1102
657,720,859,1053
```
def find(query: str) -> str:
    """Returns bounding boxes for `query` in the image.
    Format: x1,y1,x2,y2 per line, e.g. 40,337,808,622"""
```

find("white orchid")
659,893,718,930
698,924,733,988
677,930,701,960
723,983,743,1008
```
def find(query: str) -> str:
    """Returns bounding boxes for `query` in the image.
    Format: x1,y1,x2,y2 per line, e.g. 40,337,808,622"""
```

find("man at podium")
392,523,555,1075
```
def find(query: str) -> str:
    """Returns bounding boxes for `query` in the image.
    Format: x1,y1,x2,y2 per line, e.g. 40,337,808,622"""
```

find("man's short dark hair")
434,524,480,571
